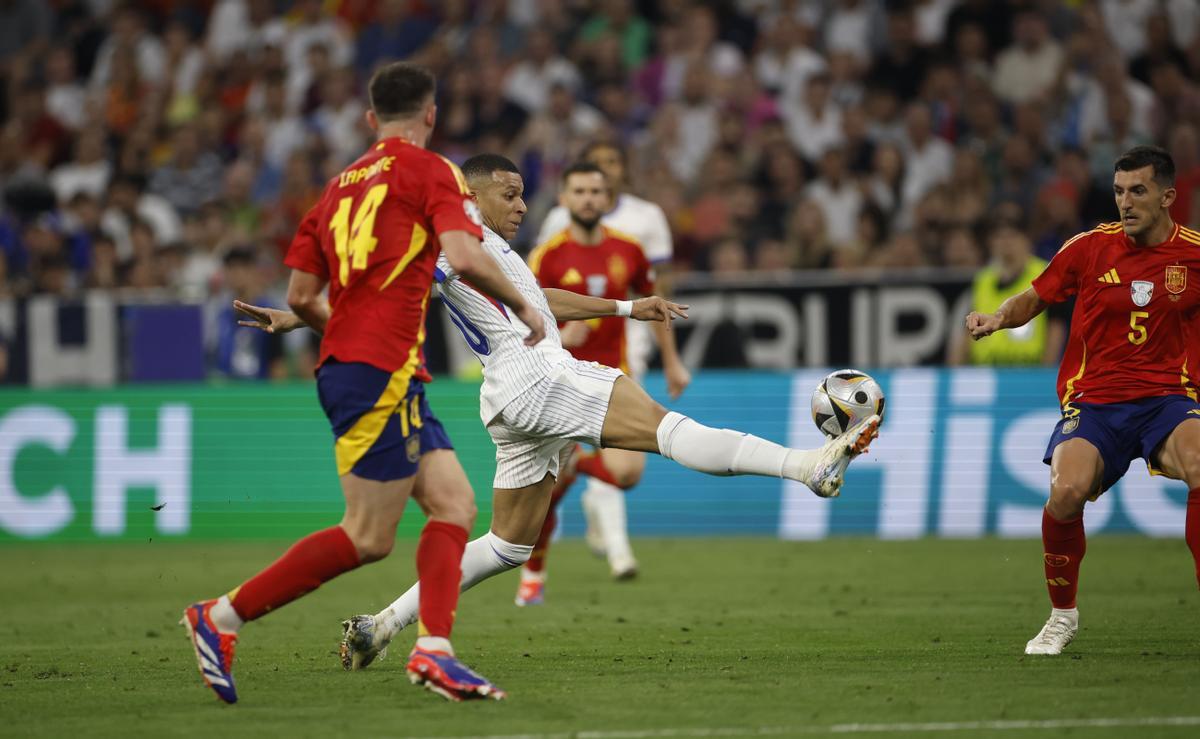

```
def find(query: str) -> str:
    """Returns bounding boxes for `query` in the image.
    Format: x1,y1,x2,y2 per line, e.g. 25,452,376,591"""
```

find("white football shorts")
487,359,623,489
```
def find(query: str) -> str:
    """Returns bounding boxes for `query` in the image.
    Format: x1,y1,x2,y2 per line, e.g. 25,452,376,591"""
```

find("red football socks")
576,453,621,488
1041,508,1086,609
1186,488,1200,589
416,520,469,638
229,525,360,621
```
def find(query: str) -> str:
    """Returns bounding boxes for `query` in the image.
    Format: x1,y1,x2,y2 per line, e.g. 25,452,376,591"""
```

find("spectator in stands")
150,124,224,218
950,220,1065,367
208,246,283,380
992,10,1063,105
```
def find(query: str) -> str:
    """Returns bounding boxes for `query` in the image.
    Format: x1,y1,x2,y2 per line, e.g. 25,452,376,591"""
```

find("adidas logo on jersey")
561,268,583,285
1097,268,1121,284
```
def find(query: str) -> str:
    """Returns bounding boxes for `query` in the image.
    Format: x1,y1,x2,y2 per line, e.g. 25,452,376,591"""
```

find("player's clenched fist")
965,311,1002,340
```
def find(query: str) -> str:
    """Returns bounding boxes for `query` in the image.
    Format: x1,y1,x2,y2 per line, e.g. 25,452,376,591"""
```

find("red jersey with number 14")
1031,221,1200,406
285,137,482,374
530,226,654,371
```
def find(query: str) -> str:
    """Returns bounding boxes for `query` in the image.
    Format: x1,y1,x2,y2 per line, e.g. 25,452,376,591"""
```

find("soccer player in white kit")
235,154,880,677
534,141,687,582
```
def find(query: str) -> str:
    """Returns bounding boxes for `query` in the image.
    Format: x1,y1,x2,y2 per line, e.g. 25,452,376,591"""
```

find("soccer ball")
811,369,885,438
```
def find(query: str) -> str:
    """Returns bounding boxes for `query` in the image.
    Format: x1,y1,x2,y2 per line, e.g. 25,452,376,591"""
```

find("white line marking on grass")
434,715,1200,739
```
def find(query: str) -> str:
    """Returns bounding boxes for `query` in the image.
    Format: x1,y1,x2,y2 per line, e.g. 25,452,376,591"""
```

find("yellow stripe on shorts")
334,349,420,476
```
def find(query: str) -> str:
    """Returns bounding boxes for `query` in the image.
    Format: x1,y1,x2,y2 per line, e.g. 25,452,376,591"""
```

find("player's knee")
1048,479,1090,515
611,468,642,489
345,525,396,563
1177,446,1200,487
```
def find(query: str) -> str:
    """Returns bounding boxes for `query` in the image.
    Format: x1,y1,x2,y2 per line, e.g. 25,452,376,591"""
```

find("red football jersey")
530,226,654,370
1032,221,1200,406
285,137,482,376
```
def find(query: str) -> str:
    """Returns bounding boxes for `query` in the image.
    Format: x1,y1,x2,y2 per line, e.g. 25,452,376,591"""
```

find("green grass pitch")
2,537,1198,738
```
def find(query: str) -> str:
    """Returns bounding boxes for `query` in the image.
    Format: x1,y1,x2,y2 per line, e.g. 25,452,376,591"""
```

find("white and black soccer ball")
811,369,886,438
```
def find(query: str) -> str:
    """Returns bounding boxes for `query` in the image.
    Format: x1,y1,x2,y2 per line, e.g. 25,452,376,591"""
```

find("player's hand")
632,296,689,324
515,303,547,347
665,361,691,400
559,320,591,348
965,311,1003,340
234,300,305,334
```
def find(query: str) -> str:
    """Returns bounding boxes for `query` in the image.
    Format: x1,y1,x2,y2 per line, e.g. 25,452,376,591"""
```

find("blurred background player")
534,142,689,585
967,146,1200,656
949,220,1066,367
181,63,544,704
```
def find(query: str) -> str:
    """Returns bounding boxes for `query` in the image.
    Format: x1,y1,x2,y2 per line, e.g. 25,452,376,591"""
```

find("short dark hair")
368,62,436,121
461,153,520,183
1115,145,1175,187
561,161,605,184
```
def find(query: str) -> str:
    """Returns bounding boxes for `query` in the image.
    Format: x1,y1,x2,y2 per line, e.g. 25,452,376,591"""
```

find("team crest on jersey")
586,274,608,297
1130,280,1153,307
1165,265,1186,295
1062,417,1079,434
406,434,421,463
607,255,627,285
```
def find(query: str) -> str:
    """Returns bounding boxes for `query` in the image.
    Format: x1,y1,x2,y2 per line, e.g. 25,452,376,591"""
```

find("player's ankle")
210,595,244,633
415,635,454,655
521,568,546,583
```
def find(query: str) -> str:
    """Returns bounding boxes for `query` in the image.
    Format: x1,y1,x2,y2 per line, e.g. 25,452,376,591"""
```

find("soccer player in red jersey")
967,146,1200,655
181,62,544,703
513,162,684,602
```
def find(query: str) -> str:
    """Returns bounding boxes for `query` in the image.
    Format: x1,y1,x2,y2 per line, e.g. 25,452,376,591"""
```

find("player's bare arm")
286,269,332,335
966,287,1047,340
440,229,546,346
542,288,689,323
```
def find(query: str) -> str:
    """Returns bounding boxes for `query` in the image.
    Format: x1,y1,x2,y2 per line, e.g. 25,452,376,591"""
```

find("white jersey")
435,226,571,424
537,193,673,264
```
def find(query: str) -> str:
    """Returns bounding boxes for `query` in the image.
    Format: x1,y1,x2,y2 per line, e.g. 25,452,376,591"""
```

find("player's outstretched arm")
234,300,310,334
543,288,689,322
966,286,1047,341
440,230,546,346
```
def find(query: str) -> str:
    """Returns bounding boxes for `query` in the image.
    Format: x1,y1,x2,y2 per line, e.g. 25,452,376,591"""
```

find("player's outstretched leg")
600,376,879,499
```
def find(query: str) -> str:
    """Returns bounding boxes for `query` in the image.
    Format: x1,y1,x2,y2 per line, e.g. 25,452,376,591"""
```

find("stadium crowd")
1,1,1199,328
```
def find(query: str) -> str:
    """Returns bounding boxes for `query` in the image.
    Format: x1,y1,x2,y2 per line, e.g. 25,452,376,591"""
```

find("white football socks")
584,478,636,573
375,531,532,642
209,595,243,633
655,411,819,481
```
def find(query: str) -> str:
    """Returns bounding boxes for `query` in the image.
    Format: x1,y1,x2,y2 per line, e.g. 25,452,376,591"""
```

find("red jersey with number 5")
285,137,482,374
1031,221,1200,406
529,226,654,371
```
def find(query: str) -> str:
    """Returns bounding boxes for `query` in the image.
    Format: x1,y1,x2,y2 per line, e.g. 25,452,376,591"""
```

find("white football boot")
806,414,881,498
1024,608,1079,655
340,614,389,670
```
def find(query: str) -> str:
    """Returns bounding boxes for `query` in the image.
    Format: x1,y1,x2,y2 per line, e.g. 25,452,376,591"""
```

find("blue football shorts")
1042,394,1200,495
316,360,453,481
